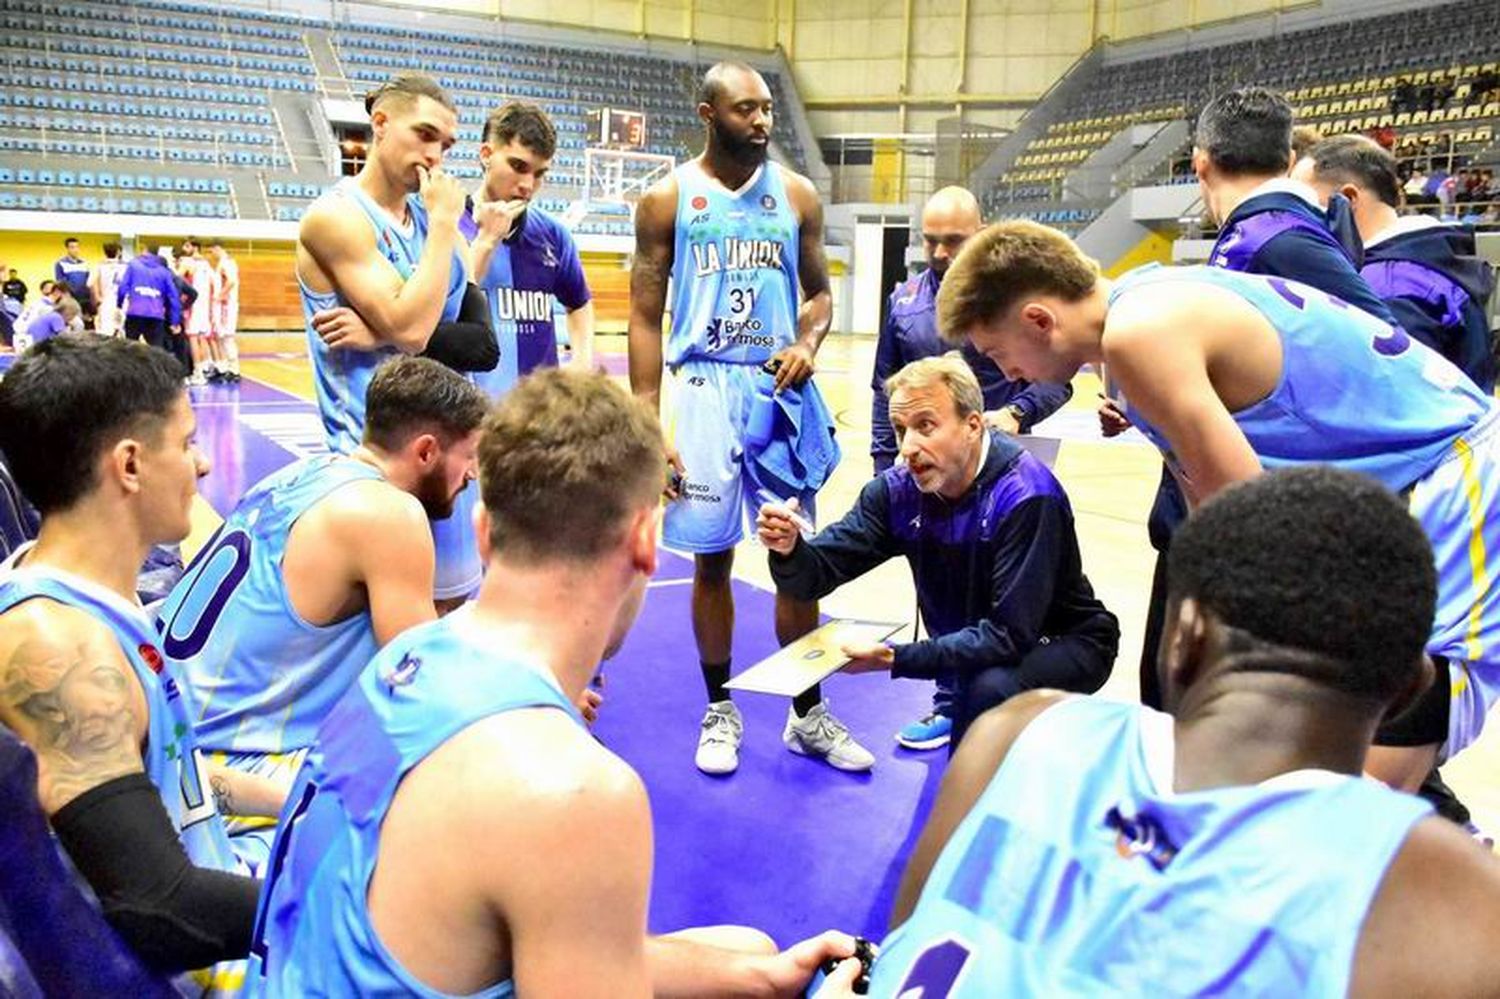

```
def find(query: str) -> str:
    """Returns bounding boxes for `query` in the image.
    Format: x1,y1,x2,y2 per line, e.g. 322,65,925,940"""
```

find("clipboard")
724,619,905,697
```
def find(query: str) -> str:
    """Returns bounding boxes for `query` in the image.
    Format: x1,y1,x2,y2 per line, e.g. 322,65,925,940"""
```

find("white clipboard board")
724,619,904,697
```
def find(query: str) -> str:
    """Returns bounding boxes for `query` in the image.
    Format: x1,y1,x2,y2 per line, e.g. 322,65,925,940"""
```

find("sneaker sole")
784,738,875,772
695,757,739,776
895,734,951,751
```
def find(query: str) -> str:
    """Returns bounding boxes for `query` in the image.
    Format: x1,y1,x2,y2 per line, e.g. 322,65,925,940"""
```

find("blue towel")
747,377,841,496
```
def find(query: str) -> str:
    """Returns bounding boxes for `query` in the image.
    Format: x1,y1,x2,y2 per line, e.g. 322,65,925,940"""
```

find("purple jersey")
463,204,590,398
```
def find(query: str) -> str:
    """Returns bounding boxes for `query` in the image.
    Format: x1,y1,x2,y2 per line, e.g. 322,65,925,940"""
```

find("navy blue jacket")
770,430,1119,681
1210,188,1398,326
872,268,1072,468
1363,220,1497,393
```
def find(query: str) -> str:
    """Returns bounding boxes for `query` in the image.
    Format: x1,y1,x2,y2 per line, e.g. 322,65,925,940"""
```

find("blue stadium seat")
173,176,191,192
0,168,11,184
77,171,95,187
60,196,79,211
81,196,99,211
139,198,159,215
19,194,40,210
191,177,209,193
155,176,174,192
36,169,55,185
0,193,16,210
57,171,76,186
179,201,197,217
210,178,228,194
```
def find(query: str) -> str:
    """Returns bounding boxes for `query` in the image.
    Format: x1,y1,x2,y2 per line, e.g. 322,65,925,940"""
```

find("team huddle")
2,64,1500,998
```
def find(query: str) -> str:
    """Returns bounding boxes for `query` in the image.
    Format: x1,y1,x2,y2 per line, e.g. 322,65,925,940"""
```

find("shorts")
184,299,213,337
662,358,816,554
431,478,482,601
212,298,238,338
209,746,309,876
1406,407,1500,758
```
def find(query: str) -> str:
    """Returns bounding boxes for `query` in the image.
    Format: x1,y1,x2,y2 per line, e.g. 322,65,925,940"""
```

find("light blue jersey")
159,456,385,759
1111,264,1500,756
667,160,800,367
247,613,581,998
1112,264,1490,495
301,178,468,454
870,697,1430,998
0,560,246,996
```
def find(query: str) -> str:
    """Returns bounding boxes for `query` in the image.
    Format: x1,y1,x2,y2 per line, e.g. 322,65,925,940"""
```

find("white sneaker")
695,700,743,775
783,701,875,772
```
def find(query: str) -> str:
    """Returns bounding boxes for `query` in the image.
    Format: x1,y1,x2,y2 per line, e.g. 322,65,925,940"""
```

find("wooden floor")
221,330,1500,837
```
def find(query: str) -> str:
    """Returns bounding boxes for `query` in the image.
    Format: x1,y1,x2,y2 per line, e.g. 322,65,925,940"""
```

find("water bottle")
745,362,779,450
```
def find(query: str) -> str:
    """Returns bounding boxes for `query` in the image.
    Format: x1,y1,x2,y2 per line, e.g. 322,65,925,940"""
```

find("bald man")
872,187,1072,751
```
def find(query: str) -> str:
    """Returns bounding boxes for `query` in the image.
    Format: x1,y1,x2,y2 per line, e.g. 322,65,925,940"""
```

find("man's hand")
417,165,466,228
983,408,1022,435
1098,394,1132,437
770,342,815,391
756,497,808,555
663,445,685,501
473,196,528,244
312,305,383,352
576,685,603,726
748,930,858,998
840,641,895,674
810,955,866,998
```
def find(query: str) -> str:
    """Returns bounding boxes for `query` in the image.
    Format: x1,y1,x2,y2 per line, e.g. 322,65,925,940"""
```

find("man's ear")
410,433,441,469
1159,596,1210,707
627,504,660,579
1020,302,1055,338
110,438,144,498
474,502,491,565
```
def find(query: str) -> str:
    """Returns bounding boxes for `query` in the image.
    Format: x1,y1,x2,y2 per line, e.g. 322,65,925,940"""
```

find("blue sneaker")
896,711,952,750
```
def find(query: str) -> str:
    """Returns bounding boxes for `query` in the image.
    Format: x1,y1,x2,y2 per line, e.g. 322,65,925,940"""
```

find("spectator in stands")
871,186,1073,752
1392,76,1415,114
1373,124,1396,151
53,238,92,329
118,243,182,352
1194,86,1393,317
1,269,24,308
89,243,127,339
1296,134,1497,393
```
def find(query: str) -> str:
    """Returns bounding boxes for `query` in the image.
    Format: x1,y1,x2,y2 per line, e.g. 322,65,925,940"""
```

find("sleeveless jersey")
667,161,800,366
158,456,385,757
247,614,582,997
1112,264,1492,494
870,697,1430,998
301,178,468,453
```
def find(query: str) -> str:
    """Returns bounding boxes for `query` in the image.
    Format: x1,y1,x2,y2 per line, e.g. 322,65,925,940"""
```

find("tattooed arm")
206,764,290,819
0,599,261,972
0,600,147,815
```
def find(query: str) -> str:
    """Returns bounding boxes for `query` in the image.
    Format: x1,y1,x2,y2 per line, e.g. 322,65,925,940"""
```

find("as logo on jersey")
691,238,784,277
382,652,423,691
1104,805,1178,871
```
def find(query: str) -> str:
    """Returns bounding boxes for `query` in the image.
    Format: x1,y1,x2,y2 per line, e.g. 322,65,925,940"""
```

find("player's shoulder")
0,595,129,672
299,186,370,249
317,474,428,537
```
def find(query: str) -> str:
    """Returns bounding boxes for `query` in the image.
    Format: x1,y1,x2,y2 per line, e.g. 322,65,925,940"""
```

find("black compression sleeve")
420,282,499,372
51,772,260,974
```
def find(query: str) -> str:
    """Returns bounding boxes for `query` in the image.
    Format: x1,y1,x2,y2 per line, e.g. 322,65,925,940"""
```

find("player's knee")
695,550,734,584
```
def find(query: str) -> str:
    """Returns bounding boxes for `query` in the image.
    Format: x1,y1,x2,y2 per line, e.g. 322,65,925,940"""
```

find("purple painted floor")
190,375,946,945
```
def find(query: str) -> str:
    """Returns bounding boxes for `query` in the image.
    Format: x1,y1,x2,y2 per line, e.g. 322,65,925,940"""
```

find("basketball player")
629,61,872,774
158,357,488,871
856,468,1500,997
0,337,259,990
296,71,494,605
938,220,1500,795
177,238,219,386
202,239,242,382
250,369,858,996
89,241,127,338
53,237,93,328
466,100,595,391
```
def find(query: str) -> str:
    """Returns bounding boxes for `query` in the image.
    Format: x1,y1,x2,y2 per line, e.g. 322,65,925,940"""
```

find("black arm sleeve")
51,772,260,975
419,282,499,372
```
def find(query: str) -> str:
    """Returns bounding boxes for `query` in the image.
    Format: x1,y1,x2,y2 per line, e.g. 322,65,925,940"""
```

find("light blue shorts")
1410,408,1500,758
663,359,816,554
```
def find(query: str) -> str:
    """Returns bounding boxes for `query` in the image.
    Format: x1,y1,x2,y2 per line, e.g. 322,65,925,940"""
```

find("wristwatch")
1003,403,1027,432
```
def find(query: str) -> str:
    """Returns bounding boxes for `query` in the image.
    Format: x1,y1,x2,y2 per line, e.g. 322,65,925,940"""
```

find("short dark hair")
0,336,186,515
364,71,456,116
64,237,79,247
1167,466,1436,703
482,102,556,160
1195,86,1293,177
1307,134,1402,209
102,241,121,259
183,236,201,251
362,356,490,453
698,61,763,108
480,368,663,563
